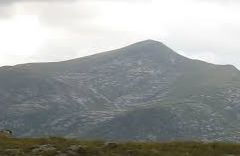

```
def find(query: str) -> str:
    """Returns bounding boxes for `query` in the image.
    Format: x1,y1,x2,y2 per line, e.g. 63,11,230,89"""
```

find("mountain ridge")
1,40,238,72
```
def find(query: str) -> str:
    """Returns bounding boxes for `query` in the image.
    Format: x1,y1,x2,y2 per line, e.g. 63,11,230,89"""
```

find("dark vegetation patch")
1,135,240,156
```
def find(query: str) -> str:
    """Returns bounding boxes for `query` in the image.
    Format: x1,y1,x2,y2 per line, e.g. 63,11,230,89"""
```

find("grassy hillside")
1,135,240,156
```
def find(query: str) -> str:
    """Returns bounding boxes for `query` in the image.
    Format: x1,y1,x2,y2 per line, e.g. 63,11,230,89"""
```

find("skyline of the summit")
0,0,239,68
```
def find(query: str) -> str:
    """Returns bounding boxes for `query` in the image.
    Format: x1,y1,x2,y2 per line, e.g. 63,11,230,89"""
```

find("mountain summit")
0,40,240,141
114,40,185,62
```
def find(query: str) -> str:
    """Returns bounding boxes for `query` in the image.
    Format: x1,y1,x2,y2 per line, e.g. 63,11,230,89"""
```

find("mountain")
1,40,240,141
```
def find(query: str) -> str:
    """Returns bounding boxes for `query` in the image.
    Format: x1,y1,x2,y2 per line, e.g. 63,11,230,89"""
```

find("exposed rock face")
0,40,240,141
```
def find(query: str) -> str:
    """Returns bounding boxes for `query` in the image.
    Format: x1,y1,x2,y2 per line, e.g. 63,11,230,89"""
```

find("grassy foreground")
0,135,240,156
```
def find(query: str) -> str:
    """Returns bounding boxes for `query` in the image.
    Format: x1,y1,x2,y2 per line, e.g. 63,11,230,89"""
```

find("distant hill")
0,40,240,141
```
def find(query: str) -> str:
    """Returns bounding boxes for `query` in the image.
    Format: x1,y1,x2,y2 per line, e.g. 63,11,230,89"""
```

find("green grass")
1,135,240,156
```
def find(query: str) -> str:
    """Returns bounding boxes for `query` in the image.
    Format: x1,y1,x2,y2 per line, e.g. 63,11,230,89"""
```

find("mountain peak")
120,39,184,62
131,39,164,47
122,39,169,52
139,39,163,44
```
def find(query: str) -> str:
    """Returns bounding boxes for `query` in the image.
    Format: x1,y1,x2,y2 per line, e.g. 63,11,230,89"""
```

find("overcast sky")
0,0,240,68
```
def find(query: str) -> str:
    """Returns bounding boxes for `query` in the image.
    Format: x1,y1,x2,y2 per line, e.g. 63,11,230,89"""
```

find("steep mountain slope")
0,40,240,141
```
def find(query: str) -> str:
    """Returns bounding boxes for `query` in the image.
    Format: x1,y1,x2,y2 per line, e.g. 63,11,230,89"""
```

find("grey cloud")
196,0,240,3
0,0,149,4
0,0,74,2
162,22,240,68
0,5,14,18
0,0,76,5
20,1,99,30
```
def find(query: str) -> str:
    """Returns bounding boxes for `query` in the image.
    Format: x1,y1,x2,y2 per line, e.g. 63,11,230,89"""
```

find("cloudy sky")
0,0,240,68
